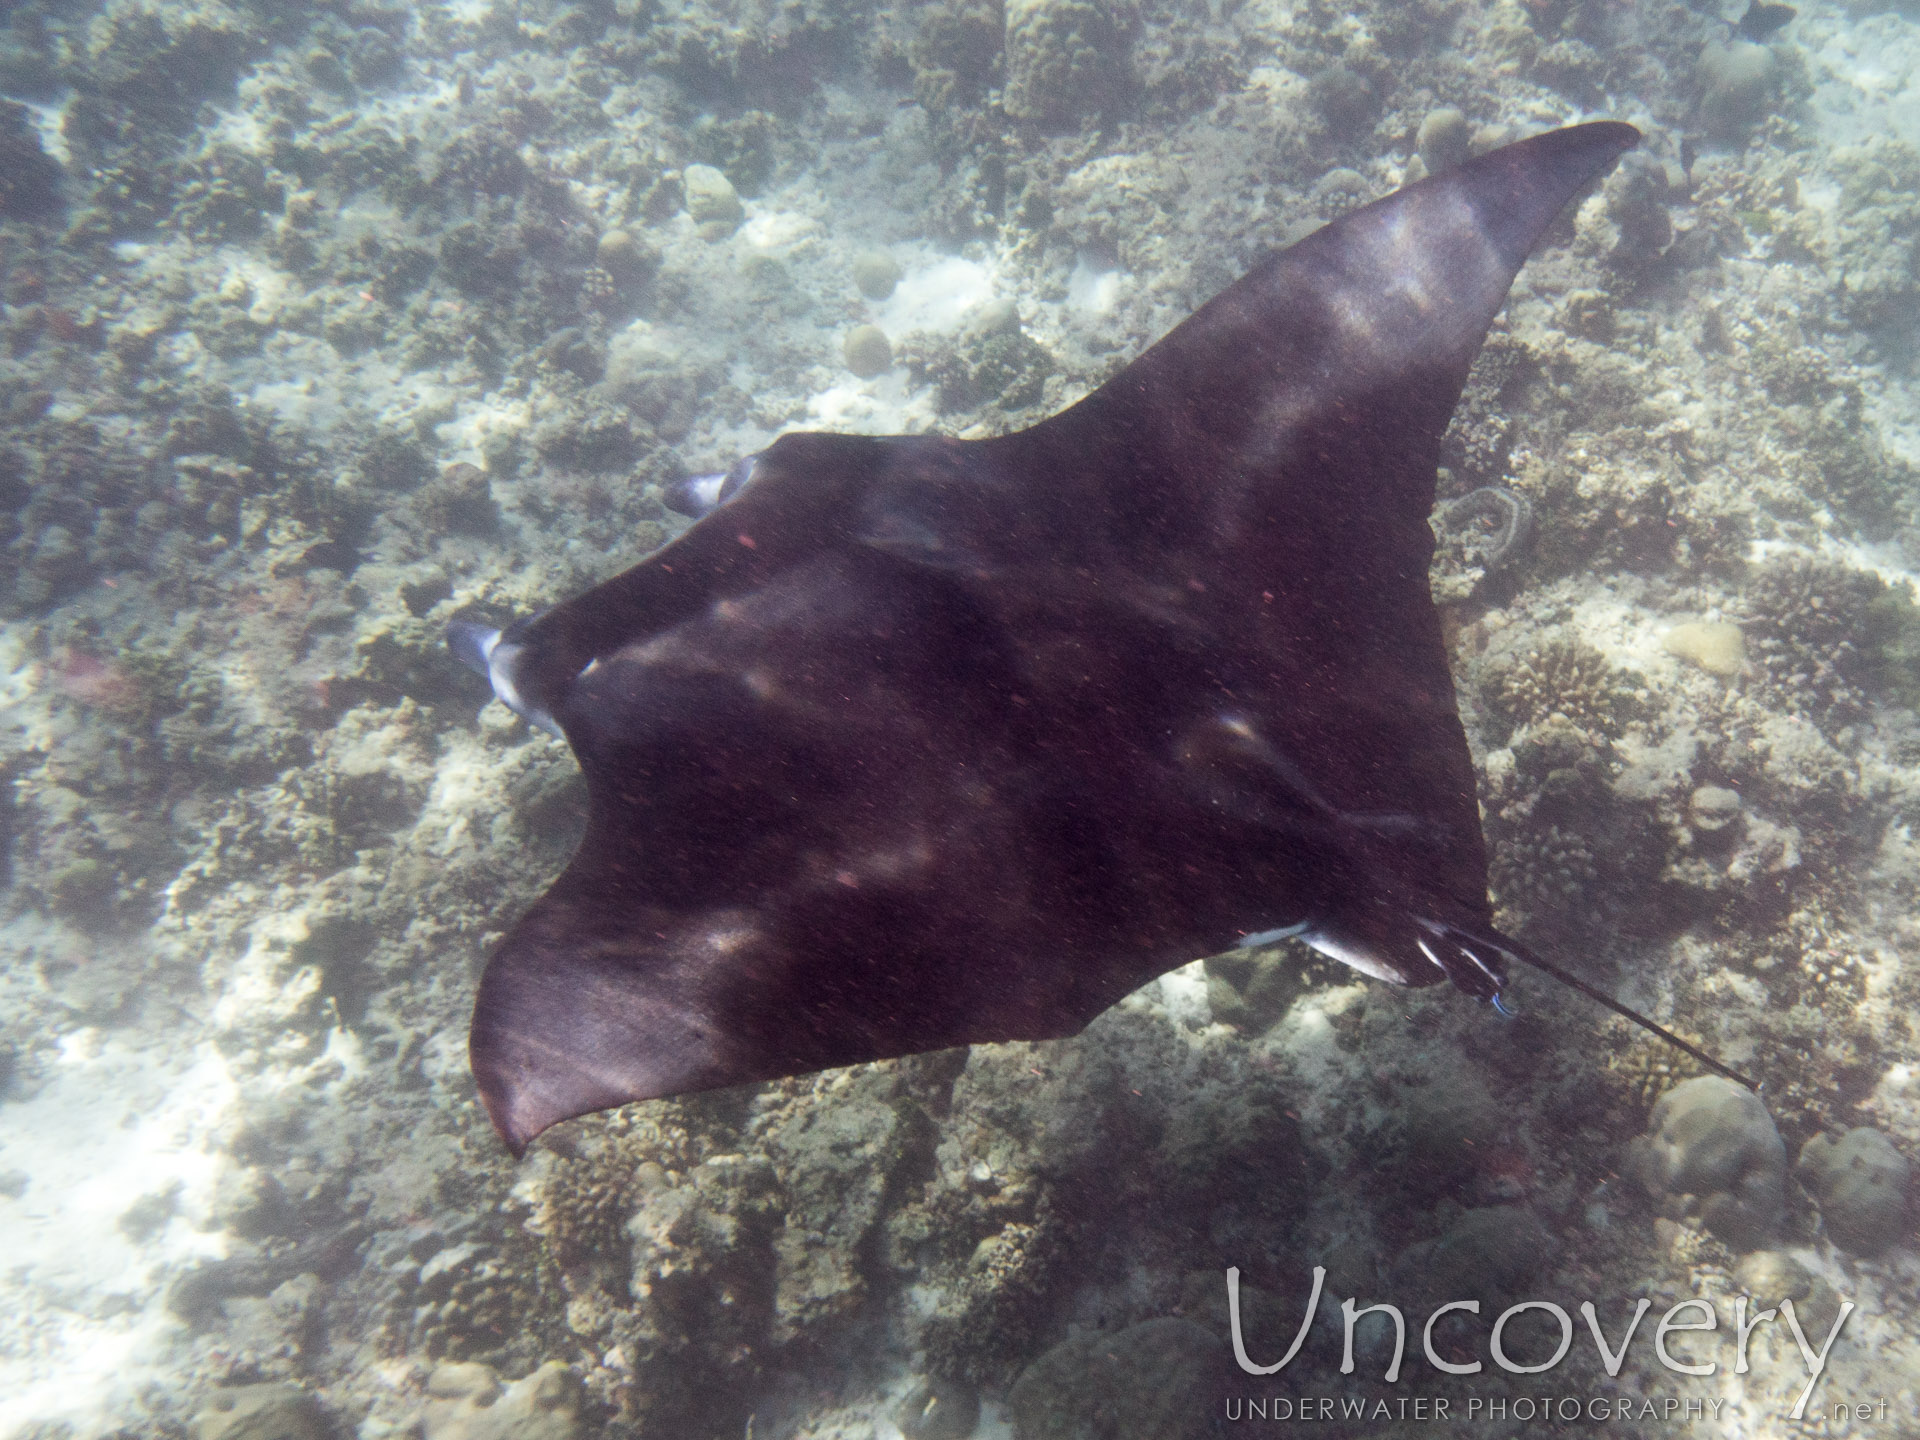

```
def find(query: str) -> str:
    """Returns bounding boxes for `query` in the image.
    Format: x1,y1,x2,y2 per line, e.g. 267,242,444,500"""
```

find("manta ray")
451,121,1716,1155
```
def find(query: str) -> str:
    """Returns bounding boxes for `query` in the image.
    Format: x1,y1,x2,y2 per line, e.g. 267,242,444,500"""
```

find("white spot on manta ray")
1238,922,1311,948
702,926,757,956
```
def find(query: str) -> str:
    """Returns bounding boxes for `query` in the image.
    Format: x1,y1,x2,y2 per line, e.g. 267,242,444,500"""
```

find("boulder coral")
1797,1128,1910,1257
1627,1076,1787,1251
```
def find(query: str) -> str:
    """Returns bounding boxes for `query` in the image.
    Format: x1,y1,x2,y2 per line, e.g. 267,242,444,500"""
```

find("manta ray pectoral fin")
1181,716,1455,847
1177,713,1340,831
1340,812,1440,840
447,618,497,676
855,510,991,571
470,911,740,1155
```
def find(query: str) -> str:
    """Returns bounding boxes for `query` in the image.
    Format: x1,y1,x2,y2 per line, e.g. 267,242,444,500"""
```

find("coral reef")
843,322,893,377
1003,0,1130,131
1393,1205,1554,1309
1626,1077,1787,1251
1664,620,1746,677
681,164,744,235
1202,942,1337,1033
1696,40,1779,138
191,1382,328,1440
1732,1249,1847,1342
1479,631,1643,743
903,309,1056,420
852,251,902,301
0,101,60,221
1740,555,1891,730
421,1362,581,1440
1005,1317,1224,1440
1796,1127,1910,1257
895,1375,981,1439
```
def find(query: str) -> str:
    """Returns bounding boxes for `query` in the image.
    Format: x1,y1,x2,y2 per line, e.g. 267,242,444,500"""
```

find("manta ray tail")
1290,855,1756,1090
1396,915,1759,1090
1487,929,1760,1088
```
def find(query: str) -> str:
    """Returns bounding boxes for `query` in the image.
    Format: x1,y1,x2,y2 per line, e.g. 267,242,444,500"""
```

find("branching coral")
1479,631,1642,741
1739,555,1888,730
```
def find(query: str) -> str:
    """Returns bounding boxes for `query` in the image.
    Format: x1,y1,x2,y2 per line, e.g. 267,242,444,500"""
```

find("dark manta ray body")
454,123,1639,1153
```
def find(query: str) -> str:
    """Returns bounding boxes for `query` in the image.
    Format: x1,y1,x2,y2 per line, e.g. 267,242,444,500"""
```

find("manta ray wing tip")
470,914,744,1152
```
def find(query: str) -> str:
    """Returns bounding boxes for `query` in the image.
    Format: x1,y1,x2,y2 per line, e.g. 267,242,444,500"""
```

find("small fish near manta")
451,122,1744,1156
